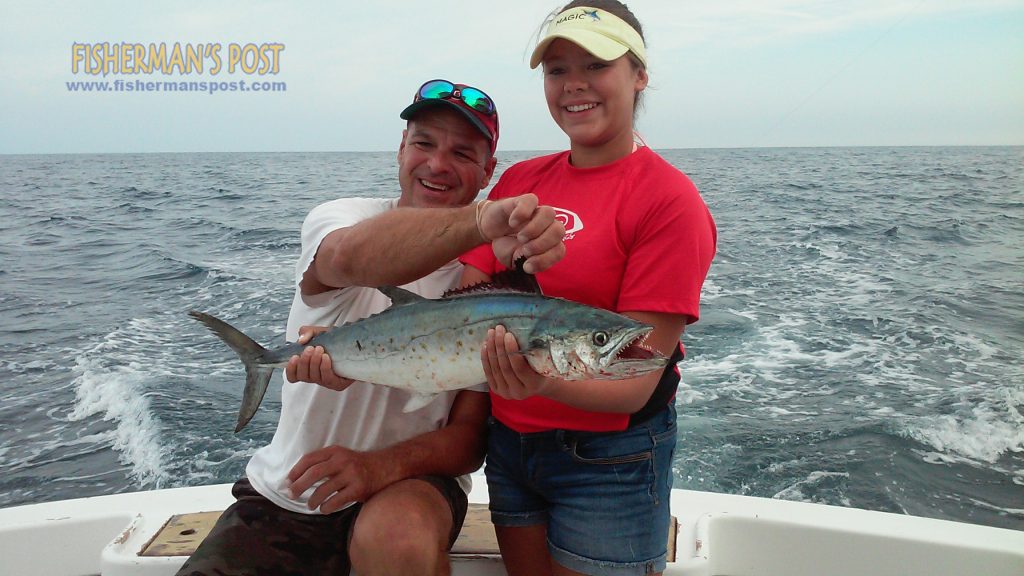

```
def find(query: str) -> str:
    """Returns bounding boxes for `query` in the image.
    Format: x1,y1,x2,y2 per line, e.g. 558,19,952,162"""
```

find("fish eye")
592,331,609,346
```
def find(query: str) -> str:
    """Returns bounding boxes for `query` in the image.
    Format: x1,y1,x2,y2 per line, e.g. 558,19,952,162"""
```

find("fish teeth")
615,333,655,359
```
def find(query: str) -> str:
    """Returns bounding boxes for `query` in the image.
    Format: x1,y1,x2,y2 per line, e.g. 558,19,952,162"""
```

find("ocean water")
0,147,1021,530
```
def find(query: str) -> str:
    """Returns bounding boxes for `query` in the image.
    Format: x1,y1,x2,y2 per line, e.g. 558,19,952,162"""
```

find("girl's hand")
481,324,557,400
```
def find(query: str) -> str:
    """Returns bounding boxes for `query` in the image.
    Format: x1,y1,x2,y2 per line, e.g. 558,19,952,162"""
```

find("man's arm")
303,195,564,295
286,390,489,513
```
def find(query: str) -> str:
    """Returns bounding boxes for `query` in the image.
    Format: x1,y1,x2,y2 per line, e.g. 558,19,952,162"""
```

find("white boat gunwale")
1,480,1022,576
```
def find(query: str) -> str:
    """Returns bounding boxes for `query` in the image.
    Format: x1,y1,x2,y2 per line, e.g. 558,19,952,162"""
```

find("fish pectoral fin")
401,392,440,413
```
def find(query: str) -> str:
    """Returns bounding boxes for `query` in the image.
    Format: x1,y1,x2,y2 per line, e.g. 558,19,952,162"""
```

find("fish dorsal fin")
377,286,426,306
442,264,543,299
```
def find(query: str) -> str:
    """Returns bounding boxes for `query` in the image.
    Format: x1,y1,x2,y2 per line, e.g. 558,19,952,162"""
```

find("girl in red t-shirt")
459,2,717,575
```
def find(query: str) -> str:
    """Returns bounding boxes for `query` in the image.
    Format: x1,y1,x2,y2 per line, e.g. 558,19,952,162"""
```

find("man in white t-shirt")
176,80,565,576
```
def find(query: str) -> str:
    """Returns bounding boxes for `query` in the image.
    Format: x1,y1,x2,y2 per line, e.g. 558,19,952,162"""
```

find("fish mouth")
617,339,661,361
601,326,668,376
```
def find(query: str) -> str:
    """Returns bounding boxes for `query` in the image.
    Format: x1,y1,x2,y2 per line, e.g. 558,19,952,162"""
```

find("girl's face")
541,38,647,156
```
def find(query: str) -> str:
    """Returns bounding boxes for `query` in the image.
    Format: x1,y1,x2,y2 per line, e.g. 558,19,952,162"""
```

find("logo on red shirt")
553,207,584,240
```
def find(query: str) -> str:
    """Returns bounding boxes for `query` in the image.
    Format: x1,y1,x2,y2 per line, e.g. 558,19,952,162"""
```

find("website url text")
65,78,287,95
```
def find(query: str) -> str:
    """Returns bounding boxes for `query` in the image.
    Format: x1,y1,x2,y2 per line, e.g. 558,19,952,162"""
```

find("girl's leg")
495,524,555,576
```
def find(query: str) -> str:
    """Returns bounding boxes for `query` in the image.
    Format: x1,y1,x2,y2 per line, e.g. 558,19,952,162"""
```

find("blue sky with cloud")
1,0,1021,153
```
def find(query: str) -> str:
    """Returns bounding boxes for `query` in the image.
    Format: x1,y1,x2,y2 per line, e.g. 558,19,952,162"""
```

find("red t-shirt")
461,147,716,432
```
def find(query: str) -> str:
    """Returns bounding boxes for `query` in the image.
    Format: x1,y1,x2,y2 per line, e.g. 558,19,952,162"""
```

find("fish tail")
189,311,276,433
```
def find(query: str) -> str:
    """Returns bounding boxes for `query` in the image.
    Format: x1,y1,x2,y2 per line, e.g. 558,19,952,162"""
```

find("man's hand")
287,445,390,513
479,195,565,274
285,325,355,391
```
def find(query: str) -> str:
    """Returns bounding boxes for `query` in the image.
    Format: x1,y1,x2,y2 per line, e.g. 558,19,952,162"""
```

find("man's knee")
351,526,444,572
349,480,452,573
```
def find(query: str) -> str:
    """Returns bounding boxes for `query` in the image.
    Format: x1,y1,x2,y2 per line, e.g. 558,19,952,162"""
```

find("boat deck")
136,505,676,560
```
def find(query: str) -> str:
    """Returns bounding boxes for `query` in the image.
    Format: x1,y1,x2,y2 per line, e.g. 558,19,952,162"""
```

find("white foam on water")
967,497,1024,517
674,442,744,489
695,260,1022,485
901,386,1024,464
685,316,885,415
676,384,712,405
69,357,170,487
183,444,262,483
800,241,844,261
945,331,1000,362
699,277,724,301
760,406,818,419
726,307,759,321
916,450,967,465
1,358,60,373
773,470,852,506
64,317,192,488
766,458,805,474
836,274,894,308
200,250,293,285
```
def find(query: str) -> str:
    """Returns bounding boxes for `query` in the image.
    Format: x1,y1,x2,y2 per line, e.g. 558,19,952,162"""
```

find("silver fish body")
191,285,668,432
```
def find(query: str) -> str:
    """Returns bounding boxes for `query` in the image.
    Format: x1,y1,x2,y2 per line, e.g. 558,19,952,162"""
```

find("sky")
1,0,1022,154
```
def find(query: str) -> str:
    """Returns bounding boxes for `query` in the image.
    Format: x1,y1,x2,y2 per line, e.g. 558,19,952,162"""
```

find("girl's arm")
483,310,685,413
461,264,686,413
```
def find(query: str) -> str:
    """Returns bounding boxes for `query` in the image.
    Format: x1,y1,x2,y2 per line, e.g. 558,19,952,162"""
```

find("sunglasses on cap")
415,79,496,116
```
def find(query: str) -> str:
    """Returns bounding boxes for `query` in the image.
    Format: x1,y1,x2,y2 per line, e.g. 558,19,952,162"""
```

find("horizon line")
2,143,1022,157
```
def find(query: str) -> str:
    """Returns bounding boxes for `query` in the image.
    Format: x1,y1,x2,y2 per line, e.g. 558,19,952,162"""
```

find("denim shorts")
485,403,677,576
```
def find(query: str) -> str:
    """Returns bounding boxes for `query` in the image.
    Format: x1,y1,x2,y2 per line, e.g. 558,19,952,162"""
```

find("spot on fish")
356,340,362,351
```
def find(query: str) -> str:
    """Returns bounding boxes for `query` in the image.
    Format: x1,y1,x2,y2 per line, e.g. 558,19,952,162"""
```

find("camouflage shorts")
175,477,467,576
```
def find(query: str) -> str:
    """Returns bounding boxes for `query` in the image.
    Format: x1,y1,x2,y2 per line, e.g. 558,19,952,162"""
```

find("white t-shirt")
246,197,475,514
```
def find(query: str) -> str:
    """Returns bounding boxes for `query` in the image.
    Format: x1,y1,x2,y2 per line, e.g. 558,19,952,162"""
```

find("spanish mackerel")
190,274,667,431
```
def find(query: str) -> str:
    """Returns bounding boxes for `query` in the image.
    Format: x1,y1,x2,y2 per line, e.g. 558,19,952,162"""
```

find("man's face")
397,107,496,209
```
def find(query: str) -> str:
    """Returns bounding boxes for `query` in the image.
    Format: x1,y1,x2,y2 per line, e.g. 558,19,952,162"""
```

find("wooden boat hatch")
141,505,678,561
